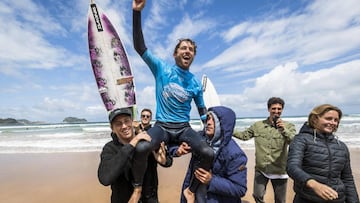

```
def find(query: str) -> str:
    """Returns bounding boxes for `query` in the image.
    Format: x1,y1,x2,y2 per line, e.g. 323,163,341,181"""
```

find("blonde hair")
308,104,342,132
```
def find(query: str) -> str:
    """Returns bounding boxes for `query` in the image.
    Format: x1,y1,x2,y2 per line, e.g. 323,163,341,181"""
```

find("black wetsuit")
132,10,214,197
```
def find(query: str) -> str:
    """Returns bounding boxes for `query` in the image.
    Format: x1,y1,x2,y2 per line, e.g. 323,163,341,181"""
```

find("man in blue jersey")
129,0,214,202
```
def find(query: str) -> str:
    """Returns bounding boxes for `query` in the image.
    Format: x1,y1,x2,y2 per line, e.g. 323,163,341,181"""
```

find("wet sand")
0,149,359,203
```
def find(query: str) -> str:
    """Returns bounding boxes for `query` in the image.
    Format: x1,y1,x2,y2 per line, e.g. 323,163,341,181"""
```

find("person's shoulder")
223,140,248,165
142,49,164,63
252,120,267,127
104,139,116,146
101,140,118,153
226,139,247,156
283,120,296,126
292,132,312,143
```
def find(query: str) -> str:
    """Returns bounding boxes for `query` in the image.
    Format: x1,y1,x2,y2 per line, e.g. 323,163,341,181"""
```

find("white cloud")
220,60,360,116
0,0,85,72
206,0,360,75
222,22,249,43
135,86,156,116
1,0,360,122
160,15,216,59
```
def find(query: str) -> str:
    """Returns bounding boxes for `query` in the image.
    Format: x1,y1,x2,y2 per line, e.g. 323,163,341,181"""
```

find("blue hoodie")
181,106,248,203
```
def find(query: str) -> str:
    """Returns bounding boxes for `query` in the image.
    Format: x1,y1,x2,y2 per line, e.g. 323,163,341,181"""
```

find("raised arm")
132,0,147,55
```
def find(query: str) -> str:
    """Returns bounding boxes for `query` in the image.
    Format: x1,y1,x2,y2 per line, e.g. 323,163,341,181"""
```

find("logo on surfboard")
90,4,103,32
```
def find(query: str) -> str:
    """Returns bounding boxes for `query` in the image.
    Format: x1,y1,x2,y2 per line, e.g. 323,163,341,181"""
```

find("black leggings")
132,122,214,193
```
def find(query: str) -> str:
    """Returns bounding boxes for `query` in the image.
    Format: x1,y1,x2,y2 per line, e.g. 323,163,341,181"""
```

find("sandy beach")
0,149,359,203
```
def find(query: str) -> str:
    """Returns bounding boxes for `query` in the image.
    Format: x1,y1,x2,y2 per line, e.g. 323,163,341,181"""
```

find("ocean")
0,115,360,153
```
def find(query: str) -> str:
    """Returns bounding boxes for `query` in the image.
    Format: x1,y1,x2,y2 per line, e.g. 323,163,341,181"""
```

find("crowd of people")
97,0,359,202
99,103,359,203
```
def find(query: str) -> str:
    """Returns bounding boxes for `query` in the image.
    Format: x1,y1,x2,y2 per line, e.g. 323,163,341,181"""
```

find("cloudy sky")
0,0,359,123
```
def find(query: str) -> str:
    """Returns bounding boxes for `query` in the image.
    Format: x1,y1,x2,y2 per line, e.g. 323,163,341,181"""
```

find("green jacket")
233,118,296,175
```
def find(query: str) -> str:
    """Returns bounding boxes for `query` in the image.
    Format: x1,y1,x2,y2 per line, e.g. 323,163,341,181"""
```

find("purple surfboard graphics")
88,2,136,112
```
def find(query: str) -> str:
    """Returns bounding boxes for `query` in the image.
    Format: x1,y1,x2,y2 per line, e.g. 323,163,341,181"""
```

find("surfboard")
87,0,136,114
202,74,221,108
199,75,220,129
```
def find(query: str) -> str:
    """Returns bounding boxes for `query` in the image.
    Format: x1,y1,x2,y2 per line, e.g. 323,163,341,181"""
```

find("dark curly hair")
173,38,197,55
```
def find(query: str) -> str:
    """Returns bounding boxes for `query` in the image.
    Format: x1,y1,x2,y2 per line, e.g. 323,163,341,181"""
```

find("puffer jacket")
181,106,248,203
287,123,359,203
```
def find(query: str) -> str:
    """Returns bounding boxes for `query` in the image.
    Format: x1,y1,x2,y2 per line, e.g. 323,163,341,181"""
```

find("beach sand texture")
0,149,359,203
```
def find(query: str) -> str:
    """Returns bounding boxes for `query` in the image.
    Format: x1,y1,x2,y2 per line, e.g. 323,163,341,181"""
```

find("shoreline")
0,149,359,203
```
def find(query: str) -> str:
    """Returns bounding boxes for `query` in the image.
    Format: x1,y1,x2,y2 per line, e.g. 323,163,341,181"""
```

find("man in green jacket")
233,97,296,203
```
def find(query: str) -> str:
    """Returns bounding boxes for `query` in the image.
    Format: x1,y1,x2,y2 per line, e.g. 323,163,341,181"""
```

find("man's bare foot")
128,186,142,203
183,187,195,203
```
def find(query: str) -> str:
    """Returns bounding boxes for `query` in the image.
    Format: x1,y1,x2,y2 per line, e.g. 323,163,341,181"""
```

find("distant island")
0,117,88,125
63,117,88,123
0,118,40,126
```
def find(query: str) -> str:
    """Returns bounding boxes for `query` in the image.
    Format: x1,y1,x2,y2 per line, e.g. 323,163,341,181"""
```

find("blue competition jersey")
142,49,205,123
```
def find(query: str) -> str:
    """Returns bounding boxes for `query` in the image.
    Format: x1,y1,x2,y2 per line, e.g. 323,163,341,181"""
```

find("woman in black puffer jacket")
287,104,359,203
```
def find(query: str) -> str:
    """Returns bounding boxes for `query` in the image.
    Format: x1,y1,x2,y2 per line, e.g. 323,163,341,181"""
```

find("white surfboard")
202,74,221,108
87,0,136,114
199,75,220,129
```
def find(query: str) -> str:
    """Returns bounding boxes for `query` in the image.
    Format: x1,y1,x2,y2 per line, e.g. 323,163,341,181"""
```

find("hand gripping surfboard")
88,0,136,113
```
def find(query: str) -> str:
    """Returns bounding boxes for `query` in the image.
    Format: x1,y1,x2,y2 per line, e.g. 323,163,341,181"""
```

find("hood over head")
207,106,236,147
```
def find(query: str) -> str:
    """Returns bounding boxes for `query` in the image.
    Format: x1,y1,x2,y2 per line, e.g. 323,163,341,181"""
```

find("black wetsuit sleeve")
98,142,134,186
133,10,147,56
198,107,208,123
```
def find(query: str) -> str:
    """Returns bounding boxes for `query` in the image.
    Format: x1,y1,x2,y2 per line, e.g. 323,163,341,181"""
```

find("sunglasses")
141,115,151,118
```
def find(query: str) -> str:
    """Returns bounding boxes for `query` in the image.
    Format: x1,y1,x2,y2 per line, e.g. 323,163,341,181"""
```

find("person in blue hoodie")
181,106,248,203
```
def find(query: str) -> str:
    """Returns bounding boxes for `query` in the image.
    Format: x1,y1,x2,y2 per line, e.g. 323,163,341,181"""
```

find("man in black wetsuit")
97,107,172,203
129,0,214,202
